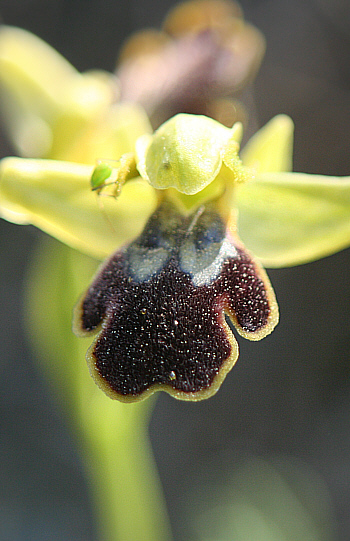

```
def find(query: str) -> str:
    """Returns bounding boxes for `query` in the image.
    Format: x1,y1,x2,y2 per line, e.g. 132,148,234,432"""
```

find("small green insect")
90,161,122,198
90,154,139,198
91,162,114,192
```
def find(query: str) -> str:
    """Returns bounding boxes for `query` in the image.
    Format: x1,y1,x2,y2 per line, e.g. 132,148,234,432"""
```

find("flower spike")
74,200,278,402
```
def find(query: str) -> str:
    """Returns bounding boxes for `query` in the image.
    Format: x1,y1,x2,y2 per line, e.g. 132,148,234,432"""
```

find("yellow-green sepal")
0,157,158,259
0,26,153,165
0,26,115,159
237,171,350,267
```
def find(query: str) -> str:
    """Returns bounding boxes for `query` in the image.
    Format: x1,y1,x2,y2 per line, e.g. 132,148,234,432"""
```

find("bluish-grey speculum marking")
77,201,273,399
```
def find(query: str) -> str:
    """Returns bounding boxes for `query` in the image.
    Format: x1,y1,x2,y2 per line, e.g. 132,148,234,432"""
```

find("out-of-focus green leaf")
25,236,171,541
236,172,350,267
191,457,335,541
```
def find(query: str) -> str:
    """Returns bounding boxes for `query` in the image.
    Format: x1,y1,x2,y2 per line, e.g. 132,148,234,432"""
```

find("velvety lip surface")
74,201,278,401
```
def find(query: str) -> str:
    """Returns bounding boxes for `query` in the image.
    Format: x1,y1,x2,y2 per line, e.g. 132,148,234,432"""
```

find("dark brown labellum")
74,201,278,401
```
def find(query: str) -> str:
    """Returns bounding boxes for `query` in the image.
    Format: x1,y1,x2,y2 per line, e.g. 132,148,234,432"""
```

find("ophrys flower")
1,25,349,403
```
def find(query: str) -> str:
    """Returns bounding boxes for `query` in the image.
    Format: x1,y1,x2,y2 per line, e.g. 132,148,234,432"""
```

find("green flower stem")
25,236,172,541
81,408,172,541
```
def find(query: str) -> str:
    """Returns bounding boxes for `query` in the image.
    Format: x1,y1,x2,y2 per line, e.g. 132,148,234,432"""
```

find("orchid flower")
1,26,350,404
1,12,350,541
116,0,265,128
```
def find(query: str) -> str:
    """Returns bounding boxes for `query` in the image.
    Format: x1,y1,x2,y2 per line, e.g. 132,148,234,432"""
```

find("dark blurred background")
0,0,349,539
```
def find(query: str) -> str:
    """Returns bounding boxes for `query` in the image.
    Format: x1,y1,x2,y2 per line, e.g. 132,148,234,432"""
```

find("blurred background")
0,0,349,539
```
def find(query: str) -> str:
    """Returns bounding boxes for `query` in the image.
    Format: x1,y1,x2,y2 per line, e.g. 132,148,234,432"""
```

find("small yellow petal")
241,114,294,173
222,133,252,184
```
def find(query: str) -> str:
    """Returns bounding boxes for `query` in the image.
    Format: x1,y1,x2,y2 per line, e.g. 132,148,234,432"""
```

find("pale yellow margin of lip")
225,217,279,342
72,288,96,337
224,266,279,342
71,253,114,337
73,302,239,403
